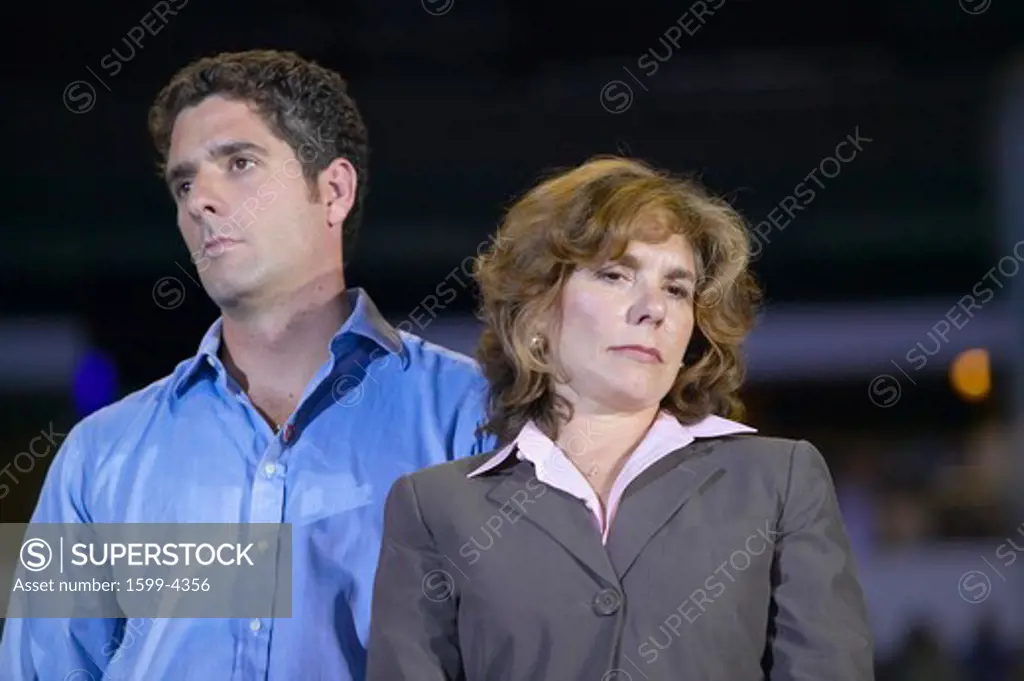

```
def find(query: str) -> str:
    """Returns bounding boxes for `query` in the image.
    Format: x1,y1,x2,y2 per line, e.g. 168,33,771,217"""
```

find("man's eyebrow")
165,161,196,189
164,140,270,187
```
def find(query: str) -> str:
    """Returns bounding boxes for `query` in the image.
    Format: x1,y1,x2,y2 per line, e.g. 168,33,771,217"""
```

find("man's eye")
230,157,254,171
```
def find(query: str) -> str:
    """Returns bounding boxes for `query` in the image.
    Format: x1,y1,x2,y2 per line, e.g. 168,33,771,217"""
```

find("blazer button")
592,588,622,616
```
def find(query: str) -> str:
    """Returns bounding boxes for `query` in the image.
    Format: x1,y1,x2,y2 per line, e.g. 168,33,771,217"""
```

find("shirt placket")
239,401,294,680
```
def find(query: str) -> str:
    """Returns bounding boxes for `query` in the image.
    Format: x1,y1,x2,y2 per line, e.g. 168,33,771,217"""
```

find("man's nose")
185,171,228,219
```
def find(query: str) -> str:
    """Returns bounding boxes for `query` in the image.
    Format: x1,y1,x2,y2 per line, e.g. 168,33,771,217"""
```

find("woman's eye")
598,270,625,282
668,285,691,300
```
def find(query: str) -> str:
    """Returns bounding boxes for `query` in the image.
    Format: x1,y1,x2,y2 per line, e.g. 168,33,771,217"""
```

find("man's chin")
200,276,261,311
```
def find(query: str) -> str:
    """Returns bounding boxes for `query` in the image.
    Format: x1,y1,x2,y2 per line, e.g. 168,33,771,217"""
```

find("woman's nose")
628,289,667,326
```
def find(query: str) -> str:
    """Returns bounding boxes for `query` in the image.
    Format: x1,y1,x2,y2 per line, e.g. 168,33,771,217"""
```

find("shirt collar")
171,317,225,398
172,287,407,399
335,287,406,361
466,411,757,478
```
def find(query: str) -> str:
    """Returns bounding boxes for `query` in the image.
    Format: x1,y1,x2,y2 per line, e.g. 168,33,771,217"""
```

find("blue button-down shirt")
0,288,494,681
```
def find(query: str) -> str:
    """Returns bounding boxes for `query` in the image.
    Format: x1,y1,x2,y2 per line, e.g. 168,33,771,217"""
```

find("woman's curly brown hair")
473,156,762,445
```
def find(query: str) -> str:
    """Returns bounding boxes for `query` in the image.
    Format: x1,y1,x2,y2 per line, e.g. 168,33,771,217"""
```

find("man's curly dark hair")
147,49,370,249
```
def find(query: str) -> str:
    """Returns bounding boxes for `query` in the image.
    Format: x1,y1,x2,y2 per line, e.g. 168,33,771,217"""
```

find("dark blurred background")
4,0,1024,677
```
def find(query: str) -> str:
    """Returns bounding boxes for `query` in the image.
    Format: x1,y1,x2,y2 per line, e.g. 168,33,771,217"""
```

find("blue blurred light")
72,350,118,417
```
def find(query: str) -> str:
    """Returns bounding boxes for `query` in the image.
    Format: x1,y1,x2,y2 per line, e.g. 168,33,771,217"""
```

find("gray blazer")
366,434,874,681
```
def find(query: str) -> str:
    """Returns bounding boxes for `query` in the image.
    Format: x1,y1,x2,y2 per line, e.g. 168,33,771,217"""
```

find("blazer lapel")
607,441,725,579
484,462,619,586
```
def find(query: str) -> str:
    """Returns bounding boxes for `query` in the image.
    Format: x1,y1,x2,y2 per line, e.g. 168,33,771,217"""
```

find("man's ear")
318,157,358,231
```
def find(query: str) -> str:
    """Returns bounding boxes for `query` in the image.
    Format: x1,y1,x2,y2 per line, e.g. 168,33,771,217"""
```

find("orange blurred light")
949,348,991,402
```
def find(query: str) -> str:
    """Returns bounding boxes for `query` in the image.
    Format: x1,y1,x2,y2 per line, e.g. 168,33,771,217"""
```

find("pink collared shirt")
467,411,757,543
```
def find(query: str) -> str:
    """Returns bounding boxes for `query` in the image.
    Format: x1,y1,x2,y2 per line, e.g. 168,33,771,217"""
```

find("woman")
366,156,874,680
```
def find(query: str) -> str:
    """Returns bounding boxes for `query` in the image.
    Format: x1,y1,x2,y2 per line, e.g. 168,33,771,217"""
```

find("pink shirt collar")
468,411,756,479
466,411,756,543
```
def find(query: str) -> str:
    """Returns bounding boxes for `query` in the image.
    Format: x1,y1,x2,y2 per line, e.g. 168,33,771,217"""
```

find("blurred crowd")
831,414,1024,680
835,416,1019,553
878,618,1024,681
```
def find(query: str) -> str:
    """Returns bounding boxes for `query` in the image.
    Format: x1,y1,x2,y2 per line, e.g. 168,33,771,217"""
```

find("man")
0,49,493,680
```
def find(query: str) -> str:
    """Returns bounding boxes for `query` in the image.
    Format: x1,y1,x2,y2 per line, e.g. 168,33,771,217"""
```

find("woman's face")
550,233,698,414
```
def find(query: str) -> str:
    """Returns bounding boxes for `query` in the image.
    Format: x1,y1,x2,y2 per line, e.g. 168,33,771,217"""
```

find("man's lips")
609,345,663,363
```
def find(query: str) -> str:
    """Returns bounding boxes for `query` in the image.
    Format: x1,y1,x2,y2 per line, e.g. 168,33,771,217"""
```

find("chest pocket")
292,472,374,524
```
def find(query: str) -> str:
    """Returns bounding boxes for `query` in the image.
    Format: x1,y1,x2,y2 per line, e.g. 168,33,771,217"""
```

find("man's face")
165,95,341,309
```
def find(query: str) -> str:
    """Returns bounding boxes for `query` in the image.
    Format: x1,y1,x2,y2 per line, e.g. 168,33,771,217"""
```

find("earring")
529,334,547,359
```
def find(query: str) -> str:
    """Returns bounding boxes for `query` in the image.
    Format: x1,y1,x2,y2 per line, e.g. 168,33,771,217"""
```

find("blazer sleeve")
766,440,875,681
366,474,464,681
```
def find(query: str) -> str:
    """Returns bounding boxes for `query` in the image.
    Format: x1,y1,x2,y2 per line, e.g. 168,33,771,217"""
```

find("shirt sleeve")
0,423,124,681
448,372,497,459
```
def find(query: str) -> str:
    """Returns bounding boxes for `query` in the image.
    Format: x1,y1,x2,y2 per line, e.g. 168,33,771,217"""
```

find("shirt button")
262,463,276,477
592,587,622,616
249,618,261,632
